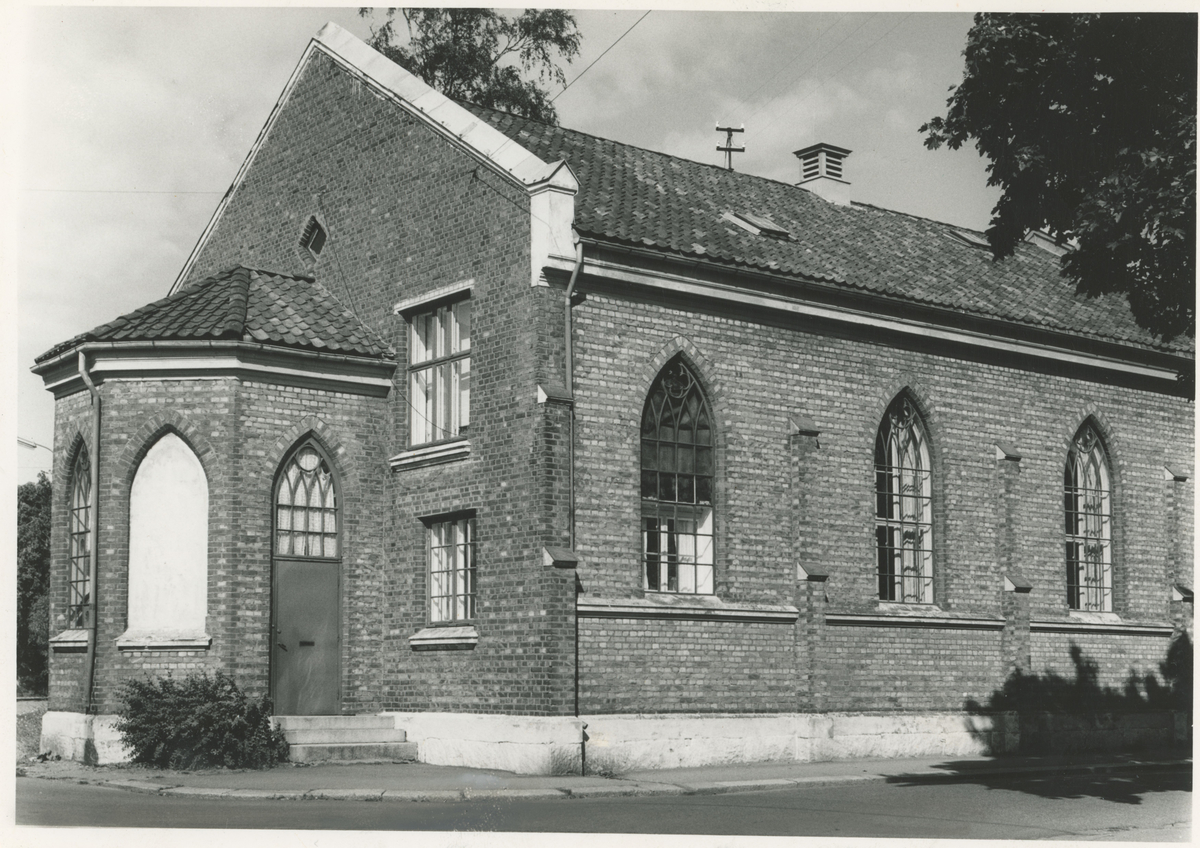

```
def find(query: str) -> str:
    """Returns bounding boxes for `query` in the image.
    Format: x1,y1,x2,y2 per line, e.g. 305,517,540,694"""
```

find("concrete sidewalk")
17,749,1190,802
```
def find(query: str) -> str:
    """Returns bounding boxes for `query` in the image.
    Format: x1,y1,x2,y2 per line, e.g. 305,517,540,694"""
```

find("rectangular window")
642,506,713,593
429,516,476,623
409,299,470,446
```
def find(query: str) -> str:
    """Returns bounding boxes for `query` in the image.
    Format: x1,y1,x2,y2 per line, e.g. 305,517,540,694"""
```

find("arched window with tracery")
641,357,714,594
275,443,339,559
875,395,933,603
1065,423,1112,611
68,447,91,629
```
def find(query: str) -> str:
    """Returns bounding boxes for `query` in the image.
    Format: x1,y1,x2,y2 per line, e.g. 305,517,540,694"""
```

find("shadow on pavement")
885,762,1191,805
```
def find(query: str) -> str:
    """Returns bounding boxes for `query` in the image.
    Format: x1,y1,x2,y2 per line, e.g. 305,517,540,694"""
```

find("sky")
10,3,1008,485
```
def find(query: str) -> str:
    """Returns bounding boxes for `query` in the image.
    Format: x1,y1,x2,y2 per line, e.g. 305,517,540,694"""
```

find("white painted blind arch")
126,433,209,640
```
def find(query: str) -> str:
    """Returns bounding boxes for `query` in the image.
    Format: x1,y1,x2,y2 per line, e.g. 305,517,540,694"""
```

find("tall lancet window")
68,448,92,629
875,396,933,603
1065,423,1113,612
641,358,714,594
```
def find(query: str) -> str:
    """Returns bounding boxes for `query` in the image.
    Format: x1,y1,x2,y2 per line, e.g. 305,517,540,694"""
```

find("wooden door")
271,441,341,715
272,560,339,715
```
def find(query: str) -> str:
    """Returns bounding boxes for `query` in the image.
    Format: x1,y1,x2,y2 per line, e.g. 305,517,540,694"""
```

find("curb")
668,758,1192,795
21,758,1190,803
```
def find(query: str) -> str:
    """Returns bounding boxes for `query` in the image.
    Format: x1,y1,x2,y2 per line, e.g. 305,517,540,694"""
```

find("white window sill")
578,595,798,624
409,625,479,651
390,439,470,471
49,629,89,652
828,605,1005,630
1067,610,1121,624
874,601,946,616
1031,615,1172,637
115,629,212,651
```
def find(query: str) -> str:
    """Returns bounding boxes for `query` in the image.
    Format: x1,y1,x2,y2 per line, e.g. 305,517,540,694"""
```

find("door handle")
276,642,288,652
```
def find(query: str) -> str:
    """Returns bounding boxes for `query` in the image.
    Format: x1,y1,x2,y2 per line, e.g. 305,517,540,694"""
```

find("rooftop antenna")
716,123,745,171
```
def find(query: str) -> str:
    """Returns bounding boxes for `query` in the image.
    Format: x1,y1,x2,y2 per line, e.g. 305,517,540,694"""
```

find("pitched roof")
462,103,1191,356
36,267,394,362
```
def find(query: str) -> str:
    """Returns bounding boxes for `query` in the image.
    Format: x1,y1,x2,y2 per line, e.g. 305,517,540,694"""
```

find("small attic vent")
1025,229,1073,256
948,229,990,250
300,216,327,257
723,210,792,240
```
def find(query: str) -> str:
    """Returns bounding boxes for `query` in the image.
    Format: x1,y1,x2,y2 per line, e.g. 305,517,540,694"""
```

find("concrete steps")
273,715,417,764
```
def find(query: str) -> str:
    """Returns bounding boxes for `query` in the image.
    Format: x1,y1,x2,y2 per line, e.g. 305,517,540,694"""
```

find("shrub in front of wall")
115,672,289,769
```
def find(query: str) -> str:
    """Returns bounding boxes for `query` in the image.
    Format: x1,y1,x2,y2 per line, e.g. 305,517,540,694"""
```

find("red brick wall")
817,625,1004,712
45,375,390,715
579,618,796,712
569,283,1192,713
1031,631,1174,690
181,50,576,716
43,46,1191,723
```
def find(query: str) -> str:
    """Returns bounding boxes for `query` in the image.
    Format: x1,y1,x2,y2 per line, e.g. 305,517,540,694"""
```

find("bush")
115,672,288,769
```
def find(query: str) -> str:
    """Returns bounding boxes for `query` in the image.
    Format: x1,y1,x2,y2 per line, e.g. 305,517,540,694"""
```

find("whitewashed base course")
380,712,585,775
39,709,1181,773
378,711,1015,774
580,712,1018,773
40,711,131,765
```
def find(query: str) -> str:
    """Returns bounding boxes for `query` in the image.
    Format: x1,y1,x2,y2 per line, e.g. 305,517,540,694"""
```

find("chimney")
794,143,852,206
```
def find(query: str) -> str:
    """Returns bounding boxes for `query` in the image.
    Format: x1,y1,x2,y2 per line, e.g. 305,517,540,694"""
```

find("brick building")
35,24,1193,771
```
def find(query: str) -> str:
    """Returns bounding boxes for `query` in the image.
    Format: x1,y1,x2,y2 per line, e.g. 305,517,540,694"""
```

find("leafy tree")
360,8,581,125
18,473,52,695
922,13,1196,340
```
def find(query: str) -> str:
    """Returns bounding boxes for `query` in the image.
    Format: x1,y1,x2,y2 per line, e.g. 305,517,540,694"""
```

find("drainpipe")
564,234,584,547
78,351,101,715
564,235,585,767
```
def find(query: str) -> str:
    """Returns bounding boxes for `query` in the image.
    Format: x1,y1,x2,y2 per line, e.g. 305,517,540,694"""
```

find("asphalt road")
15,768,1191,840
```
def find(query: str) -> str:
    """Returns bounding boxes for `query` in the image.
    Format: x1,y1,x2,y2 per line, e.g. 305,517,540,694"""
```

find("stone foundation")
381,712,585,775
39,711,129,764
580,712,1017,773
39,708,1187,772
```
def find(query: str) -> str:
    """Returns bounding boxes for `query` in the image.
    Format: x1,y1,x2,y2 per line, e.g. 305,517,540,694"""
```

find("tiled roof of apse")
462,102,1190,356
36,267,394,363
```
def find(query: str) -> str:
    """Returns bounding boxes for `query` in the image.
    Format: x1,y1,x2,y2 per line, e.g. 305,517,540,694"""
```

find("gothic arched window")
275,442,339,559
1065,423,1112,612
68,447,91,629
875,396,933,603
641,358,714,594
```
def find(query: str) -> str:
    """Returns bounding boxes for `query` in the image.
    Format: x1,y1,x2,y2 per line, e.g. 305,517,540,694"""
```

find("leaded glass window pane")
68,448,91,629
1065,424,1112,612
641,358,715,594
274,444,338,559
875,397,933,603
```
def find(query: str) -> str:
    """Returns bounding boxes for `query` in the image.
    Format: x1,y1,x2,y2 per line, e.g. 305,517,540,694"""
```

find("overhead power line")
746,13,878,130
738,13,847,110
553,11,651,103
756,13,913,139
